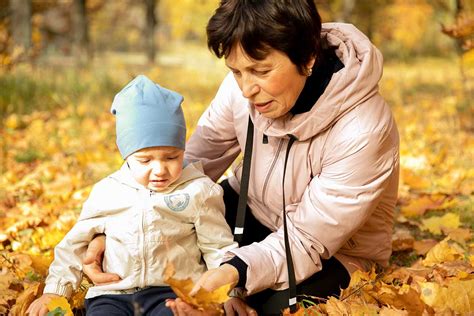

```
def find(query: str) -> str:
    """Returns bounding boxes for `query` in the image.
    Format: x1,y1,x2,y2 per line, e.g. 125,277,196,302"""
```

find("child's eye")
167,156,179,160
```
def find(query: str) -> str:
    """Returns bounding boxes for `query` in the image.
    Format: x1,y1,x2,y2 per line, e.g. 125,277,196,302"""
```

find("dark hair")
206,0,322,74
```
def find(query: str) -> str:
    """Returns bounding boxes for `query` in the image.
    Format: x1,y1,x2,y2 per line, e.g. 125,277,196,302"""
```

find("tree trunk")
10,0,32,61
338,0,355,23
72,0,91,64
144,0,157,63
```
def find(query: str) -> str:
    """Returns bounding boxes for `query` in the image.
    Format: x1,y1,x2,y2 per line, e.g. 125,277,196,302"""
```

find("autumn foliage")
0,47,473,315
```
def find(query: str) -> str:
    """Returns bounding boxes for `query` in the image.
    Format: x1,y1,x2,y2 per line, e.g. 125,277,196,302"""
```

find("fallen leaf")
392,228,415,251
9,282,43,316
419,279,474,314
422,238,464,266
376,283,426,315
163,262,229,314
444,227,472,245
401,194,447,218
413,239,438,255
421,212,460,235
46,296,73,316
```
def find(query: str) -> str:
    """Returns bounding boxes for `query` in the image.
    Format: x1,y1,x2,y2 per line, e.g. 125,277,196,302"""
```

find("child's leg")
132,286,176,316
85,294,133,316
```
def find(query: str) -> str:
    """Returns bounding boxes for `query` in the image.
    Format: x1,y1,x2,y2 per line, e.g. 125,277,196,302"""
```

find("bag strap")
234,117,298,312
282,135,298,312
234,117,254,243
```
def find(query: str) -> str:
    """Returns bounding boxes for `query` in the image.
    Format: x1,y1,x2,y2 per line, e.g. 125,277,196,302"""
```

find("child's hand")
26,293,62,316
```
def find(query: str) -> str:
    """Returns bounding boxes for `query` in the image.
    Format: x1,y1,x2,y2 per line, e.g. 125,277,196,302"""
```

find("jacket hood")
249,23,384,141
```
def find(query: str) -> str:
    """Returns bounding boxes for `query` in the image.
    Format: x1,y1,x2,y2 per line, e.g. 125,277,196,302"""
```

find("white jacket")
44,163,237,299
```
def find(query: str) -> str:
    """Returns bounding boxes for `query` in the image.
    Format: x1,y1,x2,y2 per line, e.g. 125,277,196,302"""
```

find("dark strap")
234,117,254,243
282,135,298,312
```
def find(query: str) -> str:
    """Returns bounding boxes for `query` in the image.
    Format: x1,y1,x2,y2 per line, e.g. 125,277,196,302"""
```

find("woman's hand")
82,234,121,285
190,264,239,295
26,294,61,316
224,297,257,316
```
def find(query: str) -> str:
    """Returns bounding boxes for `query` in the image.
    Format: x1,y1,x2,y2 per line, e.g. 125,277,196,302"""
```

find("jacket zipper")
262,138,284,207
139,191,148,288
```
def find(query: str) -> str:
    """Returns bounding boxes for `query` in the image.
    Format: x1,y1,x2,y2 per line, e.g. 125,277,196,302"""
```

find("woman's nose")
241,75,259,99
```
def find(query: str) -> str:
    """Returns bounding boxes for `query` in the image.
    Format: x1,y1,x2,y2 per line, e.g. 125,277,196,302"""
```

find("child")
27,75,237,316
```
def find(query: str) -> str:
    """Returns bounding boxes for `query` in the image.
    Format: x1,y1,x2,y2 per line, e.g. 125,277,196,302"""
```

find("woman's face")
226,44,314,119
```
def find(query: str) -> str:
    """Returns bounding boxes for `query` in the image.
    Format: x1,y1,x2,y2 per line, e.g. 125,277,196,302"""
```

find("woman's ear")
307,56,316,71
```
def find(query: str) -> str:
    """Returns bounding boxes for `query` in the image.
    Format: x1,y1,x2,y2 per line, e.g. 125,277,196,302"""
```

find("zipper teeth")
140,194,147,288
262,139,284,207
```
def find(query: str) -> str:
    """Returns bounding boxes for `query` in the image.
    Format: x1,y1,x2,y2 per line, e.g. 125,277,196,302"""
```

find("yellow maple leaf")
422,238,464,266
401,194,445,217
420,212,460,235
163,262,229,314
47,297,73,316
419,279,474,314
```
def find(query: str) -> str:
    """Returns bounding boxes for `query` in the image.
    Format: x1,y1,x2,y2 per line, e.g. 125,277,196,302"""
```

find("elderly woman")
85,0,399,315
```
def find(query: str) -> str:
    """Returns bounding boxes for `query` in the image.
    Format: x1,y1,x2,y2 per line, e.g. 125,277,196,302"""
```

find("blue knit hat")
111,75,186,159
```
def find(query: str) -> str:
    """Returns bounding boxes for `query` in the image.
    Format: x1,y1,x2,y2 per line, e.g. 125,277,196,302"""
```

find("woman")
84,0,399,315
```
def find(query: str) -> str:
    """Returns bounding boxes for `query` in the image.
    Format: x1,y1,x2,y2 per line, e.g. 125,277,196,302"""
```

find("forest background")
0,0,473,315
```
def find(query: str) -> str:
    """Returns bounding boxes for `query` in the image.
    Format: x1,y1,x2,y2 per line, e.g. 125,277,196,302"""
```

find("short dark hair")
206,0,322,74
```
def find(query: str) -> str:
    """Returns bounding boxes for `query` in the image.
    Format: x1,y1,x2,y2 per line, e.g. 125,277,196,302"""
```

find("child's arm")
195,182,238,269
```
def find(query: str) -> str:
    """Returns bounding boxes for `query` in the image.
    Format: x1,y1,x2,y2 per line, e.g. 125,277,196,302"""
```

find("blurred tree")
144,0,157,63
72,0,92,64
9,0,32,62
439,0,473,103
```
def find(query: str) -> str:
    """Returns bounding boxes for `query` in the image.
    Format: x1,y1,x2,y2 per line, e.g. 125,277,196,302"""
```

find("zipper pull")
262,134,268,144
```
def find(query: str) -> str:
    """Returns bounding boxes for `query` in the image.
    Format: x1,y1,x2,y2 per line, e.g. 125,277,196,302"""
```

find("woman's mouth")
253,101,272,112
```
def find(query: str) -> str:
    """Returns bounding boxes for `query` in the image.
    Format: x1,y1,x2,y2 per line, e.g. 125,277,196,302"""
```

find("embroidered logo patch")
164,193,190,212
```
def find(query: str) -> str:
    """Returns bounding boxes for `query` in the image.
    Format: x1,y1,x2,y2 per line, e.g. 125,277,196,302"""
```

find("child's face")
127,146,184,192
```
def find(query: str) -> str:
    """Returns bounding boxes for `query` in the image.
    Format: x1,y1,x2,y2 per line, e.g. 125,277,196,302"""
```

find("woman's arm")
185,73,243,181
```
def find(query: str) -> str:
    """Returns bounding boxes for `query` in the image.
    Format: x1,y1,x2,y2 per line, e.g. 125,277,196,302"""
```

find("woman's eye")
138,159,150,164
254,69,269,75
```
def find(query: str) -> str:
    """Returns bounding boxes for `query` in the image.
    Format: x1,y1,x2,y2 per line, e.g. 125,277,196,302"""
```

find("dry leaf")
421,213,460,235
401,194,445,217
376,283,426,315
392,228,415,251
163,262,230,314
419,279,474,314
422,238,464,266
47,296,73,316
9,282,43,316
413,239,438,255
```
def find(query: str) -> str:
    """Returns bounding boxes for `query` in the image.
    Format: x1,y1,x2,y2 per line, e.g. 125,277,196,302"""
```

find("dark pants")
220,180,350,315
85,286,176,316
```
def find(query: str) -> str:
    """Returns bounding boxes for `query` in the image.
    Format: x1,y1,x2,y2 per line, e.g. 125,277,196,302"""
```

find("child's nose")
151,161,166,175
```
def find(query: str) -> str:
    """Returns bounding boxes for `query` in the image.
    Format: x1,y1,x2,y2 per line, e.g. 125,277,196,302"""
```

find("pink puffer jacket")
185,23,399,294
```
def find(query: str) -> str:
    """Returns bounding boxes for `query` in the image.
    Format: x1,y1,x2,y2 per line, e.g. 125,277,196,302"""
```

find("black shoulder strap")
234,117,254,243
234,118,298,312
283,135,298,312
